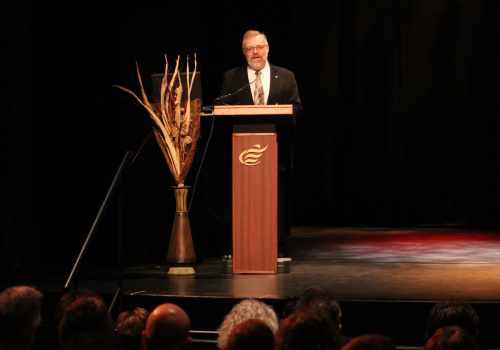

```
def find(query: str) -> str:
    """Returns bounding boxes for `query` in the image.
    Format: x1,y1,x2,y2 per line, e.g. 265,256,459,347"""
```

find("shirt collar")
247,61,270,77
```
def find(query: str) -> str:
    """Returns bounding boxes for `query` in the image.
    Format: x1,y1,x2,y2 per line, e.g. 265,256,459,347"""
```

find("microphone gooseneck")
214,76,257,104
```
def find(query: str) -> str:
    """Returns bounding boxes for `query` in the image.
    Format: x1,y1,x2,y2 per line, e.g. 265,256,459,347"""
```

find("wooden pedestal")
232,133,277,273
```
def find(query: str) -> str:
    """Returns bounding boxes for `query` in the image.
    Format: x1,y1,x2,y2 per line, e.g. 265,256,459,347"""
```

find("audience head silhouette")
0,285,43,350
58,294,115,350
295,286,342,328
224,318,274,350
275,309,341,350
425,301,479,341
56,288,98,325
424,326,479,350
115,307,150,350
141,303,191,350
294,286,351,345
341,334,396,350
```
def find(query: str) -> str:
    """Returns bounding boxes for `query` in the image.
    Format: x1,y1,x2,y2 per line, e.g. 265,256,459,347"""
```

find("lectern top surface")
213,105,293,116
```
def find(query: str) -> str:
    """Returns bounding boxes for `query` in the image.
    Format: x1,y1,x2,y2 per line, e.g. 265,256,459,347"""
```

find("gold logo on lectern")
239,144,268,166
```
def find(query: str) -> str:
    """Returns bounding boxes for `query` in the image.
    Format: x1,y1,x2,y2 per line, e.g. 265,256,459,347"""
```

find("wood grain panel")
232,133,277,273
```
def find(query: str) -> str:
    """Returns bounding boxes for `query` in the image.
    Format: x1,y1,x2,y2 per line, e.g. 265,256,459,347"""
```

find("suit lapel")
268,64,278,104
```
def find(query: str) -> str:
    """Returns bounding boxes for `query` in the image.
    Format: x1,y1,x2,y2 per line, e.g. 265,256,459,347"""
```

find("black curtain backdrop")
3,1,499,278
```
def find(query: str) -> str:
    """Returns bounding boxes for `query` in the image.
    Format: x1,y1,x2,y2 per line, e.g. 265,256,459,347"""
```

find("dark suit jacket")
216,63,303,169
217,64,303,117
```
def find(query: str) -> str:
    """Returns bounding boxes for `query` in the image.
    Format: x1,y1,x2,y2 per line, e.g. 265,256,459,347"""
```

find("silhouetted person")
217,299,279,350
115,307,150,350
0,285,43,350
224,319,274,350
275,309,341,350
341,334,396,350
58,295,115,350
425,301,479,342
424,326,479,350
56,288,98,326
141,303,191,350
295,286,350,346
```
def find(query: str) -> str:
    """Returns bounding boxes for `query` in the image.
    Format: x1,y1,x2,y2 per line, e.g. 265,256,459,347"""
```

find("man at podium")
217,30,303,118
216,30,303,254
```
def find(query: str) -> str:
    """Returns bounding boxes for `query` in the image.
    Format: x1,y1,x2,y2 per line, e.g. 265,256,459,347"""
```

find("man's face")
243,34,269,71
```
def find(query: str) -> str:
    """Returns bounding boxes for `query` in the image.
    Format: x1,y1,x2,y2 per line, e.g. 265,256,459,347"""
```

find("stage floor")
23,227,500,348
39,226,500,301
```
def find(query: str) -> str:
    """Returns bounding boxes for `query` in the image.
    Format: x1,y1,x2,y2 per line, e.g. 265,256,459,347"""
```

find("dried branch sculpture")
114,54,201,186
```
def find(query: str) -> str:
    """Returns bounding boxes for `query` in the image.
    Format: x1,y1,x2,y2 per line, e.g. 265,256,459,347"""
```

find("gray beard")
248,58,266,71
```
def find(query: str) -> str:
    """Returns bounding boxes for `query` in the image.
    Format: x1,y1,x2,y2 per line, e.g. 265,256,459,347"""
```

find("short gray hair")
217,299,279,349
242,30,268,48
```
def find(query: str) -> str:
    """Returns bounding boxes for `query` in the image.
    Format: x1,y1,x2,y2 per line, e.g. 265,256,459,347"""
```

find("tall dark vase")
167,186,196,274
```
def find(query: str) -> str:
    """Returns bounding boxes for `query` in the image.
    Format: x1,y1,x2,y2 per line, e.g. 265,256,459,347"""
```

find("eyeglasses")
243,45,268,53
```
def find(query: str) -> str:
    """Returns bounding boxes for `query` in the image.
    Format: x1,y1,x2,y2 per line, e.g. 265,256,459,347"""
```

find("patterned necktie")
254,70,265,105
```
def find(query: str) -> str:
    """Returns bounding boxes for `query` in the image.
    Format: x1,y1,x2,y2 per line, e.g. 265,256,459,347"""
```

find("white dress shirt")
247,62,270,104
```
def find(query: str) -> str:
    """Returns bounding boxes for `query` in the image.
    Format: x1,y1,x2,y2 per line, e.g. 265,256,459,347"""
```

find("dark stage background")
3,1,499,279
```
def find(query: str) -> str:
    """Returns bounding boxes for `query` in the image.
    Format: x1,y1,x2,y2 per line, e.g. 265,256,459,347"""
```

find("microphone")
214,74,257,104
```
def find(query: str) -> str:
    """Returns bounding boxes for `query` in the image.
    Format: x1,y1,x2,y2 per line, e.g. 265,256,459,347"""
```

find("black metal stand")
63,151,134,312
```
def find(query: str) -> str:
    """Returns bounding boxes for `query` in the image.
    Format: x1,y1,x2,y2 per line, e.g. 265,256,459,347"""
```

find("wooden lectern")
213,105,294,274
